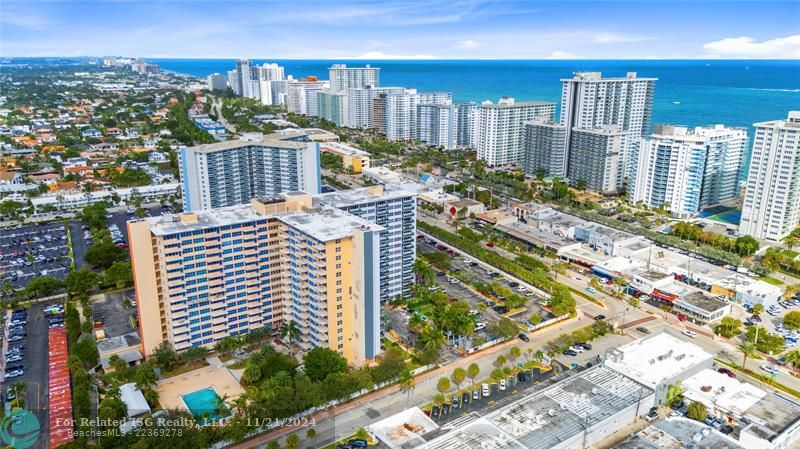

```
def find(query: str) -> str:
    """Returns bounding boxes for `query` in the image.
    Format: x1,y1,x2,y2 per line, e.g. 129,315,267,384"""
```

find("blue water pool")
181,387,231,425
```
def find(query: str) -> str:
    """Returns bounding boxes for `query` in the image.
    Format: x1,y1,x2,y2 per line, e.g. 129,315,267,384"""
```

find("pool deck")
157,364,245,412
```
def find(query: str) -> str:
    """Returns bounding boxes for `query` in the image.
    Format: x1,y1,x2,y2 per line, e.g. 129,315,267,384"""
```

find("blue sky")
1,0,799,59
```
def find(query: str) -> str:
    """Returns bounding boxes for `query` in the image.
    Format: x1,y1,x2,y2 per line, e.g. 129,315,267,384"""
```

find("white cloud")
546,51,577,59
350,51,438,60
703,34,800,58
456,39,480,49
591,32,653,44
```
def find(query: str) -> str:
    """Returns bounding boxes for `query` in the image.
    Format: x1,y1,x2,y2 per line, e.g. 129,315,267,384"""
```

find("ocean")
150,59,800,130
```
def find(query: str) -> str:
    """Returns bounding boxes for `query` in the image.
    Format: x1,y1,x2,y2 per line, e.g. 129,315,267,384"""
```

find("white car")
682,330,698,338
499,379,507,391
761,365,779,375
517,286,527,292
482,383,490,397
570,345,585,353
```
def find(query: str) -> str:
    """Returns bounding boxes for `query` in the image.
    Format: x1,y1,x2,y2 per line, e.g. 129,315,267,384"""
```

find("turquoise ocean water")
150,59,799,130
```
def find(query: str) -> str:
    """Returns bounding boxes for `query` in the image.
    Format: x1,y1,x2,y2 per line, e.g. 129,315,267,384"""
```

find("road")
209,97,237,135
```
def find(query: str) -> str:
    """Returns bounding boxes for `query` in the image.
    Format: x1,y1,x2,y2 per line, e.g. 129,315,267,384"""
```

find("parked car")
562,349,578,356
593,315,606,321
482,383,490,397
682,330,698,338
717,368,736,378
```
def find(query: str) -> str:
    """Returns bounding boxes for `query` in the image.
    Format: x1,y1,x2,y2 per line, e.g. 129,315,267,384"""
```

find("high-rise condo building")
631,125,748,218
287,78,329,116
317,91,349,127
179,133,321,212
560,72,656,190
235,59,260,100
129,193,383,364
567,126,630,194
740,112,800,240
227,70,239,95
522,119,568,178
329,64,380,91
417,104,457,149
315,184,417,302
475,98,556,167
346,87,407,129
207,73,227,91
255,63,286,105
455,102,478,148
560,71,656,138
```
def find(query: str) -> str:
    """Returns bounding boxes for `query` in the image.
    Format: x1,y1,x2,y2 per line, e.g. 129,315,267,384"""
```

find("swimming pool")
180,387,231,425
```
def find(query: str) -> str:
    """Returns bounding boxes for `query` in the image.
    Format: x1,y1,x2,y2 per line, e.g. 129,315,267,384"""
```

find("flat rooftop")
631,247,732,283
419,365,653,449
280,206,384,242
617,418,746,449
683,369,800,440
604,332,714,388
636,270,673,283
142,203,265,236
480,101,555,109
320,142,370,157
676,291,729,313
496,220,579,252
185,132,309,153
314,184,416,208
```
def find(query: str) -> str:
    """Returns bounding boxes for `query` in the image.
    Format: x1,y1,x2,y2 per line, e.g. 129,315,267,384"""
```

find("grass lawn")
162,361,209,379
758,276,785,286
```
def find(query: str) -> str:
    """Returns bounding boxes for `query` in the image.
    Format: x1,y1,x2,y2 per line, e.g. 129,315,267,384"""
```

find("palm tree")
785,350,800,373
782,233,800,252
739,341,757,369
398,370,415,405
551,261,567,281
279,320,302,357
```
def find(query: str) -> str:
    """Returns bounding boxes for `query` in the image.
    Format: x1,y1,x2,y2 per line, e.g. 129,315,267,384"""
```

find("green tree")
752,303,764,317
437,376,451,394
488,318,519,340
714,316,743,338
467,362,480,387
104,261,134,288
490,368,505,383
452,367,466,391
784,311,800,330
85,240,128,269
267,441,281,449
279,320,302,356
65,269,101,296
23,275,63,298
785,350,800,373
153,341,177,372
285,433,301,449
74,338,99,367
686,401,708,421
303,347,347,382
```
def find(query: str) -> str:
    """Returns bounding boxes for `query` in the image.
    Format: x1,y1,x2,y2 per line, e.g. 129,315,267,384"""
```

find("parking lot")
0,222,71,293
2,300,64,448
428,363,563,424
92,290,137,337
417,237,553,326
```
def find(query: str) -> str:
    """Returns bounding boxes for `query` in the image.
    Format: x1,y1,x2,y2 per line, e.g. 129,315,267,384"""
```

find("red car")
717,368,736,378
486,242,495,247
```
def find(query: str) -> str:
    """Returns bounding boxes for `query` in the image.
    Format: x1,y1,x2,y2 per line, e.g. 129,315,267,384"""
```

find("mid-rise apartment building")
475,98,556,167
329,64,380,91
740,112,800,240
315,184,417,301
129,193,382,364
179,133,320,212
522,119,568,178
631,124,748,218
